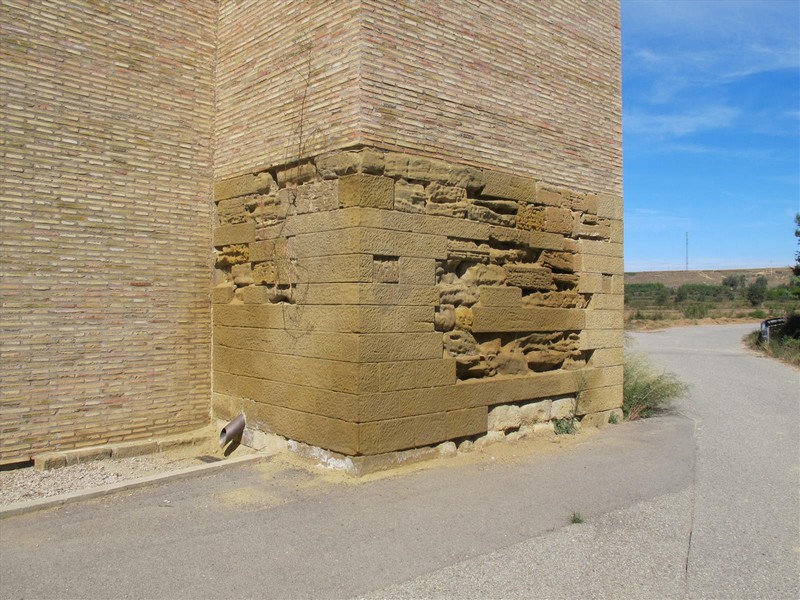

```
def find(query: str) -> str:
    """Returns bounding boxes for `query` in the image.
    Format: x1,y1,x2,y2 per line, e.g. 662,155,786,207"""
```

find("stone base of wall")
212,147,623,456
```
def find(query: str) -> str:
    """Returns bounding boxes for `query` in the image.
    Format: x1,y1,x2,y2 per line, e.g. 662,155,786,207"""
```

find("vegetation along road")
0,324,797,599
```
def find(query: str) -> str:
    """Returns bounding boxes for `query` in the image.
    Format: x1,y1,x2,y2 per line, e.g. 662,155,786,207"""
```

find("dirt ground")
0,425,600,507
625,316,762,332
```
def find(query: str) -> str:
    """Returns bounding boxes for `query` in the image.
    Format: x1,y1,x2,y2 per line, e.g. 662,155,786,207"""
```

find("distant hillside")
624,267,794,289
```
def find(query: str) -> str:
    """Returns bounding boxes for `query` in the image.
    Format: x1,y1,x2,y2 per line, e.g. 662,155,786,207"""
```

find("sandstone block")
585,309,624,330
446,406,488,439
215,244,250,267
252,261,293,286
358,228,447,260
541,250,575,273
597,193,623,220
249,238,287,263
212,284,235,304
504,265,555,291
609,220,623,243
315,151,361,178
356,305,435,333
474,430,505,450
458,440,474,453
566,190,591,213
582,365,624,388
471,307,584,333
373,257,399,283
231,263,254,286
394,180,427,213
293,254,373,284
434,305,456,331
516,205,545,231
214,222,256,247
214,171,275,201
447,238,491,262
552,273,579,290
33,453,67,471
237,285,270,304
447,166,484,191
579,254,624,275
339,174,394,209
551,397,576,420
359,417,417,454
521,291,585,309
462,264,507,286
493,348,528,375
217,197,249,224
112,441,158,459
575,219,612,241
437,441,458,458
576,240,623,257
292,179,338,214
587,347,624,368
276,162,317,187
454,306,474,331
520,399,552,425
478,285,521,307
580,409,622,428
481,170,537,202
467,204,516,227
535,185,566,207
544,207,574,235
64,446,112,466
589,294,624,310
488,404,521,431
427,182,467,203
359,332,442,362
384,153,451,183
472,198,520,215
314,149,385,178
578,273,609,294
399,257,435,285
414,412,448,447
426,202,469,218
576,385,623,415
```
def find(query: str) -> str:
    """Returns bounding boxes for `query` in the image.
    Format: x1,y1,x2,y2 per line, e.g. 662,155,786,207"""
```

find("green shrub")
682,303,709,319
553,417,577,435
623,353,689,420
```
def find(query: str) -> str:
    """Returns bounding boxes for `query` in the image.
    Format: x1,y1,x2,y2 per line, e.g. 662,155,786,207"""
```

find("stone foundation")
212,148,623,456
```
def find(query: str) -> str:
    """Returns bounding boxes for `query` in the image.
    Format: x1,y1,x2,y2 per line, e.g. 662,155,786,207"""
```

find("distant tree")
722,274,746,291
794,213,800,276
746,276,768,307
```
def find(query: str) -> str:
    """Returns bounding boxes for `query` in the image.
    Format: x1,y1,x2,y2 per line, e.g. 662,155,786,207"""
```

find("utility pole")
685,232,689,272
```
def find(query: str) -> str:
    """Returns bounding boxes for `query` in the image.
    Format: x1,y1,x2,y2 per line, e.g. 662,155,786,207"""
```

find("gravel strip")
0,441,252,506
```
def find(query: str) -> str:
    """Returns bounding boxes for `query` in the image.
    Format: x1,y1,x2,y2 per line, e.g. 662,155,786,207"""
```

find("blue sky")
622,0,799,271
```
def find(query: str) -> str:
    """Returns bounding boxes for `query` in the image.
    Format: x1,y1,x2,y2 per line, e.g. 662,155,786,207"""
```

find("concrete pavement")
1,323,797,599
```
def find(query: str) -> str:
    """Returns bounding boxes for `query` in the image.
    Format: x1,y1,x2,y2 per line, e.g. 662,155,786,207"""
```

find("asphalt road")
1,324,797,599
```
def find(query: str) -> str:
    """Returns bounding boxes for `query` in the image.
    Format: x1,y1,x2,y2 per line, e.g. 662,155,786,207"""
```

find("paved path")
1,324,797,599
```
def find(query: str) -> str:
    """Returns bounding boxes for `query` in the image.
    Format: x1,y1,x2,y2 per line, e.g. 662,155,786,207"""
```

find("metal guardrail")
759,318,786,343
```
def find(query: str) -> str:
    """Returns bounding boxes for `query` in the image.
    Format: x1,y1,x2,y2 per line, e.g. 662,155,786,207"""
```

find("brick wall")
0,0,216,463
360,0,622,195
215,0,363,180
215,0,621,196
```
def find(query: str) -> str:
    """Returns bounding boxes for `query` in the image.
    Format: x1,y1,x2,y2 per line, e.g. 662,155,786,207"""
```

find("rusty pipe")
219,413,246,447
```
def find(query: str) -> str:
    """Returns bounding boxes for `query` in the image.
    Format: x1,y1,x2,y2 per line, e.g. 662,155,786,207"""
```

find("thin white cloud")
625,208,692,233
624,106,738,138
623,0,800,102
